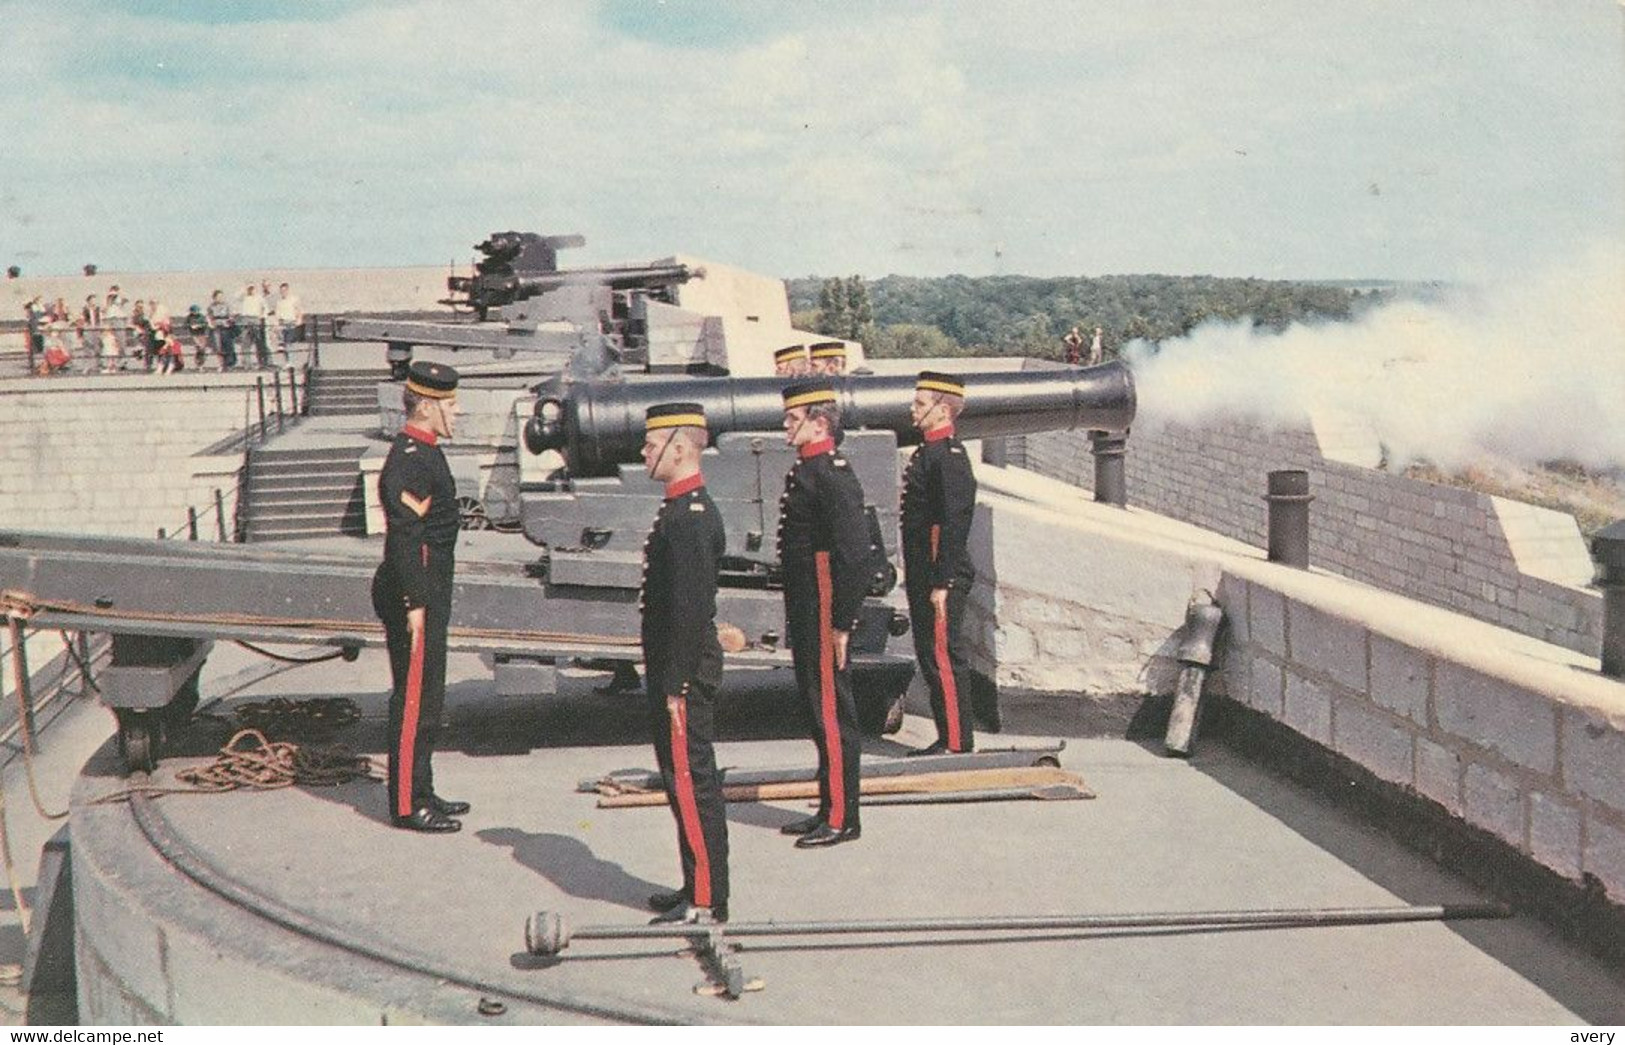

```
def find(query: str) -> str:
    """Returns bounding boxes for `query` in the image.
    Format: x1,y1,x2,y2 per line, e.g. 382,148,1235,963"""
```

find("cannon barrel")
448,262,696,312
527,359,1136,478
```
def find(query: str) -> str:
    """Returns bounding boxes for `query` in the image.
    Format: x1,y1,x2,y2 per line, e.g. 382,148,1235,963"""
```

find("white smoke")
1126,245,1625,473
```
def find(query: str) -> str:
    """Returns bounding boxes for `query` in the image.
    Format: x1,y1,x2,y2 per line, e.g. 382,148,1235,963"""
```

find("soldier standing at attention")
371,360,468,833
902,372,978,755
639,402,731,924
808,341,847,375
776,378,870,848
774,343,809,377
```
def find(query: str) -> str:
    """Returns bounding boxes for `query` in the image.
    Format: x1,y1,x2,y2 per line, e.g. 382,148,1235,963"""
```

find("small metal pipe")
1265,469,1312,568
526,902,1511,956
273,370,286,432
1089,430,1128,507
1592,520,1625,679
214,488,227,542
255,377,267,443
187,507,199,542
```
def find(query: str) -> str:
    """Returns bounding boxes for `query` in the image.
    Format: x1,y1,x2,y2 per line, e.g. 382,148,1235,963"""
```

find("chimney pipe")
1265,469,1312,568
1592,519,1625,679
1090,430,1128,507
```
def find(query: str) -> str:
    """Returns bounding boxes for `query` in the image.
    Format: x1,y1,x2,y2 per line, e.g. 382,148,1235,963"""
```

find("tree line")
787,273,1404,361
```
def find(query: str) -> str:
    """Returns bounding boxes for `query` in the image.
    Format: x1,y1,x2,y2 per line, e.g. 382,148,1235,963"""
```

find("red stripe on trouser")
815,551,845,829
930,525,962,751
398,626,424,818
667,696,712,907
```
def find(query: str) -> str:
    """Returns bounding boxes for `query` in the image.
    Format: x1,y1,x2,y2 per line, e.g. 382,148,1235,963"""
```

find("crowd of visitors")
21,280,304,377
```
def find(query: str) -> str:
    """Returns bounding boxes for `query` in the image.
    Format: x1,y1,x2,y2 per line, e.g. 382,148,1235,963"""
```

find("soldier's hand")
930,587,949,619
407,607,426,642
832,628,850,671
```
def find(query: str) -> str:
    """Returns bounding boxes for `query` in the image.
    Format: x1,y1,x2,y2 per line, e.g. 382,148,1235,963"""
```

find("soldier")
901,372,978,755
774,343,809,377
808,340,847,375
371,360,468,833
776,378,870,848
639,402,731,924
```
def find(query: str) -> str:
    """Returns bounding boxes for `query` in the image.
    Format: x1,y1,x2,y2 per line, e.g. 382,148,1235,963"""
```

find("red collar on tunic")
665,473,705,499
798,437,835,459
923,424,955,443
403,425,438,446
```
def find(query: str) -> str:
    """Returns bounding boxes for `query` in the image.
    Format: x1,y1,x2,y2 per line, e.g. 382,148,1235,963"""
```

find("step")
246,509,367,531
247,462,363,480
248,446,366,465
308,406,381,417
244,493,364,514
245,525,367,543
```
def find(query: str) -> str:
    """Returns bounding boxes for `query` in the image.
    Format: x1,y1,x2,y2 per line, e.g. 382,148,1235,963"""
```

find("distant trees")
786,272,1391,360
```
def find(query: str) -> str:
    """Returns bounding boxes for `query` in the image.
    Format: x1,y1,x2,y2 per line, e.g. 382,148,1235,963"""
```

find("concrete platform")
65,643,1625,1025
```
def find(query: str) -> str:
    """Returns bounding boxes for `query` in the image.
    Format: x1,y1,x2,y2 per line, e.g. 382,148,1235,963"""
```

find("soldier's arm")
379,455,434,611
821,465,872,631
931,444,978,588
653,511,722,697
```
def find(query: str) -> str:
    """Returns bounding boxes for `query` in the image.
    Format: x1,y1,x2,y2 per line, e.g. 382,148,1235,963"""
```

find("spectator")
23,296,43,374
78,294,101,374
236,283,266,367
206,289,235,370
273,281,302,365
130,300,153,371
185,305,209,369
1087,325,1104,367
43,299,73,374
1062,326,1083,366
148,298,172,372
102,286,129,372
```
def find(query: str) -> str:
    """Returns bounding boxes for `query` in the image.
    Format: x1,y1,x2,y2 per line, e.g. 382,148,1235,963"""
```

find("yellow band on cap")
916,379,965,396
645,413,708,431
405,380,457,399
809,345,846,359
783,390,837,409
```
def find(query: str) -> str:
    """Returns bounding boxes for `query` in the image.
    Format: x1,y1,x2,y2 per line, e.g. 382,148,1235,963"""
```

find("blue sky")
2,0,1621,281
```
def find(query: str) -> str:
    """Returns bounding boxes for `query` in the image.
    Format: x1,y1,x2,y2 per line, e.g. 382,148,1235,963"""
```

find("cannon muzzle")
526,360,1136,477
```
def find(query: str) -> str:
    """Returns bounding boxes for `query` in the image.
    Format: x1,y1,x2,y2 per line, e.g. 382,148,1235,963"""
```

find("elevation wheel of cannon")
115,709,159,775
458,496,491,531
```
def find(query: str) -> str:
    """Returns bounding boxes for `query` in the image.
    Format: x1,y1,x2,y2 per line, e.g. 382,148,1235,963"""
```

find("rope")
6,618,67,821
89,728,380,806
233,639,346,665
1,588,638,649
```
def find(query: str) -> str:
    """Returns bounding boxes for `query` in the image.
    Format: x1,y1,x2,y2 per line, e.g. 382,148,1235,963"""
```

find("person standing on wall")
901,372,978,756
371,361,467,833
776,377,870,848
638,401,731,925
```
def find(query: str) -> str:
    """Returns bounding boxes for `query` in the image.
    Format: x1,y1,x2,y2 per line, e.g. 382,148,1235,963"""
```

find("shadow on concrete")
1194,720,1625,1025
476,828,665,915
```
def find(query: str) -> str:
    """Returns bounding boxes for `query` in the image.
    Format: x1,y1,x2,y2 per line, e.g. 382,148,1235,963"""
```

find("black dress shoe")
906,740,949,757
778,813,824,836
392,807,461,833
428,794,471,817
650,903,728,925
648,888,687,913
794,823,861,848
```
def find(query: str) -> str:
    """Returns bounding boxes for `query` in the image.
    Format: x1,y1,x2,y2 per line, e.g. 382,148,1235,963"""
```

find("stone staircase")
241,446,367,542
305,368,387,417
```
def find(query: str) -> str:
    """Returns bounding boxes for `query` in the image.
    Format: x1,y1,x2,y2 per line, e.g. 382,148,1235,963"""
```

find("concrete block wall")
1218,569,1625,901
0,374,260,538
1019,417,1603,655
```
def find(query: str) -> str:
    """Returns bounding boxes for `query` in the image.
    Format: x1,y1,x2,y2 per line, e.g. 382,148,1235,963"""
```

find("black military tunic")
900,424,978,751
640,474,730,910
370,424,460,822
778,437,871,831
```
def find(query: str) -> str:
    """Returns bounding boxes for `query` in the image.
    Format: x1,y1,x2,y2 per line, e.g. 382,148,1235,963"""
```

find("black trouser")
905,564,975,752
646,679,729,909
785,551,861,831
372,551,453,820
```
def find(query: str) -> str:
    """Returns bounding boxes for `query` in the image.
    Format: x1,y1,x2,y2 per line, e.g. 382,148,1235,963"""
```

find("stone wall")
1217,566,1625,901
0,373,262,539
1019,417,1603,655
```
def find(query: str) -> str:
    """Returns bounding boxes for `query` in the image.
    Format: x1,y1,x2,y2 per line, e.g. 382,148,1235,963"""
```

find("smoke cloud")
1126,245,1625,473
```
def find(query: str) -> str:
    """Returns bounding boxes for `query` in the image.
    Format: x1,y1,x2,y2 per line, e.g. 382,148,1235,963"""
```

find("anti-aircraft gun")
0,361,1135,774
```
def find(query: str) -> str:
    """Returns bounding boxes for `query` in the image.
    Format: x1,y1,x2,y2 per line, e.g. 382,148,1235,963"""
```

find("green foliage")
787,272,1390,358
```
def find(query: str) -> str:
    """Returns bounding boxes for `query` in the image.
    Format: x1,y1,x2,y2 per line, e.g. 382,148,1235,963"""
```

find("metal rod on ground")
1265,469,1312,568
858,784,1089,806
577,744,1066,793
525,902,1513,957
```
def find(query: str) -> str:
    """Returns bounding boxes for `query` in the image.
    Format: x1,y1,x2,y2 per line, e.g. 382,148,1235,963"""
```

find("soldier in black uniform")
808,341,847,375
638,402,731,924
774,343,809,377
776,378,871,848
901,371,978,756
370,360,467,833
